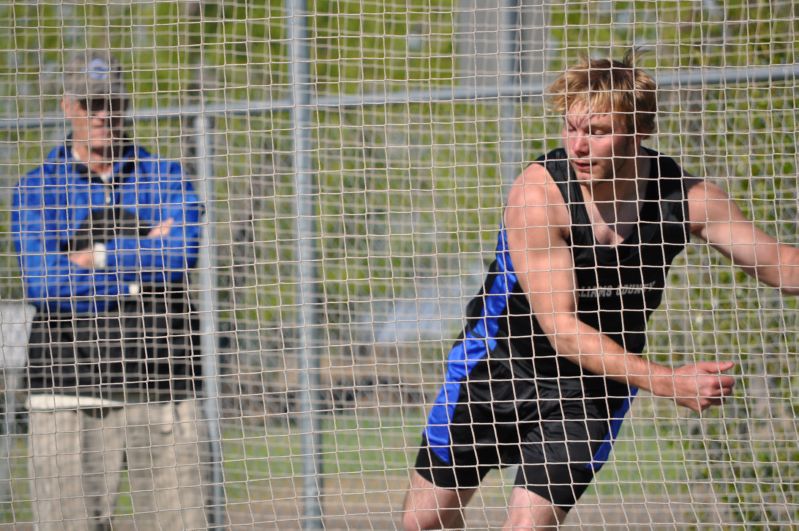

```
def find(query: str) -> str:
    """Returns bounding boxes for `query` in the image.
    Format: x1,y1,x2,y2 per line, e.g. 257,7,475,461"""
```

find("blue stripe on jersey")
586,387,639,472
424,228,517,463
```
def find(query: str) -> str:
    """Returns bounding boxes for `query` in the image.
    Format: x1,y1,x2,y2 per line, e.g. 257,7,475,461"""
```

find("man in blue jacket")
12,50,207,529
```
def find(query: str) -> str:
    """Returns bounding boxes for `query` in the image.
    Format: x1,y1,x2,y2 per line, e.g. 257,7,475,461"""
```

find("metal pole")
287,0,324,528
7,64,799,129
498,1,523,486
500,0,522,187
194,115,226,529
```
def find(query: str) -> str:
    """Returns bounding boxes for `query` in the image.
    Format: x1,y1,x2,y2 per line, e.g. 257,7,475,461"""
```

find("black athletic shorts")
414,359,635,509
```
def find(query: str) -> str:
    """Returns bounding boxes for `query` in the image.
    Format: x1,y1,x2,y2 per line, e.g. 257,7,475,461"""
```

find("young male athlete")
402,51,799,529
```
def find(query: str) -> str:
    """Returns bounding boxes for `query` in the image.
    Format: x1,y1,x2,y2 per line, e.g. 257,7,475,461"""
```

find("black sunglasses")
78,97,128,116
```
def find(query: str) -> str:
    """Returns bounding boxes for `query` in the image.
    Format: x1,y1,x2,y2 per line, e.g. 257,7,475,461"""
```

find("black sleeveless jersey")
453,147,690,395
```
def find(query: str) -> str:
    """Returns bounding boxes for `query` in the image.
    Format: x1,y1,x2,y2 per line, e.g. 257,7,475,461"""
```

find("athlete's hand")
653,361,736,413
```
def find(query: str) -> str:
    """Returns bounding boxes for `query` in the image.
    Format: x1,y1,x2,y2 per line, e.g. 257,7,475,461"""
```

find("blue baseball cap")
63,50,127,100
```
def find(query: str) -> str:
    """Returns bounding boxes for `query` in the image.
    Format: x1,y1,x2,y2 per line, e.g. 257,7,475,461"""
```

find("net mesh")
0,1,796,528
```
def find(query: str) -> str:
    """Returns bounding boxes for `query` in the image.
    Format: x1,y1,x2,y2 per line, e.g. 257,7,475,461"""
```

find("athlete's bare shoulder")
504,161,571,237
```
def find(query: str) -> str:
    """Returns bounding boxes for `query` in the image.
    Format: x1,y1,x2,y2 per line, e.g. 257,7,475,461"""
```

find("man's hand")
69,249,95,269
148,218,174,238
652,361,737,413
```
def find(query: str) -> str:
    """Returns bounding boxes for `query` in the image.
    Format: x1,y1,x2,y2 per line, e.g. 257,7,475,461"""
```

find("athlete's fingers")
696,392,731,410
705,374,736,392
669,363,736,413
693,361,736,374
701,376,735,397
675,370,734,389
679,396,704,413
705,382,735,397
693,363,737,395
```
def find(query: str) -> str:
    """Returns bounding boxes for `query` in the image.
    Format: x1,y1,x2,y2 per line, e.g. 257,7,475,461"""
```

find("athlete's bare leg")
402,470,477,530
502,486,567,530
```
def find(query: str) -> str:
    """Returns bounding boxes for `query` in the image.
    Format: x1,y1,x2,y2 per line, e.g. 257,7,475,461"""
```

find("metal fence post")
287,0,325,528
500,0,523,187
194,115,226,529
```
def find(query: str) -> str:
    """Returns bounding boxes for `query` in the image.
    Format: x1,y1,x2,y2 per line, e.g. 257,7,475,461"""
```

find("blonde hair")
548,49,657,135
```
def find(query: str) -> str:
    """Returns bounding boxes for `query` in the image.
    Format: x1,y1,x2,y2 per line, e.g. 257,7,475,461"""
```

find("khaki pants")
28,400,207,531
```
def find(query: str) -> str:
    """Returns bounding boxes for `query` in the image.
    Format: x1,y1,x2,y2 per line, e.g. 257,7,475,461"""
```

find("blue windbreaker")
12,142,202,314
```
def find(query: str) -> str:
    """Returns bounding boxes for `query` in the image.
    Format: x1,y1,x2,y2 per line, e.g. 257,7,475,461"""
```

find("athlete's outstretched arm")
687,179,799,294
504,164,735,413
